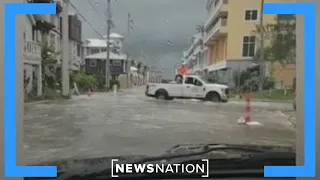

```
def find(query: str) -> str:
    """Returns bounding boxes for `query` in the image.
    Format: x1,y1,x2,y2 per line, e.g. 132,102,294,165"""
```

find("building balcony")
204,18,228,45
35,20,55,34
204,0,228,31
23,40,42,61
26,0,54,3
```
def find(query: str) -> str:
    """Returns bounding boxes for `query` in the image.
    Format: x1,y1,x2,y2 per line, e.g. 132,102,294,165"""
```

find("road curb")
24,100,51,105
229,98,292,103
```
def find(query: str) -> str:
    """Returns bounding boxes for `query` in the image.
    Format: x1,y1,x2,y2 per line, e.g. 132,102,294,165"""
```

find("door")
182,77,204,98
167,84,183,97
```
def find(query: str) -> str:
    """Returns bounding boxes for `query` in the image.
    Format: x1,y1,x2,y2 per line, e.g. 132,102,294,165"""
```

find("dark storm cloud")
71,0,207,78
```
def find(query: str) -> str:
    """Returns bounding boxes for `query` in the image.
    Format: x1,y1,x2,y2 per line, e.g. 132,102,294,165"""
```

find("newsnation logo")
111,159,209,178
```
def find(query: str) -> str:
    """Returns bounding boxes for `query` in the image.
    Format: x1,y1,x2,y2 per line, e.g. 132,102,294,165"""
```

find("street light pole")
105,0,111,91
62,0,70,97
126,12,134,88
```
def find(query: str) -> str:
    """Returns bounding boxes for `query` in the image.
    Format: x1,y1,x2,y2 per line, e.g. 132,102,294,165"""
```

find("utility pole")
126,12,134,88
258,0,265,92
127,12,134,35
126,54,130,88
62,0,70,97
105,0,112,90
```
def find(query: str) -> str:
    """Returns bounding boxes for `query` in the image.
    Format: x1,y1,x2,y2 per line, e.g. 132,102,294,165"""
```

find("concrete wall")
118,74,129,89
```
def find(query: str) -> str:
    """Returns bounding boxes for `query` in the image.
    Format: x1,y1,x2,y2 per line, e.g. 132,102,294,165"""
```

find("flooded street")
24,88,296,165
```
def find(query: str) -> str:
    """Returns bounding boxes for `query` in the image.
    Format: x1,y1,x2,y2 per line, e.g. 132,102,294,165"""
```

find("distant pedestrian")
175,74,183,84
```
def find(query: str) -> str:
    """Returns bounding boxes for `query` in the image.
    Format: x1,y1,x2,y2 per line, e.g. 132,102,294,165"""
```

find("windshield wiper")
50,144,294,180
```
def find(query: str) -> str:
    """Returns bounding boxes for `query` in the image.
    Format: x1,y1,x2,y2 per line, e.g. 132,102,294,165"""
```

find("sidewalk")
229,97,293,103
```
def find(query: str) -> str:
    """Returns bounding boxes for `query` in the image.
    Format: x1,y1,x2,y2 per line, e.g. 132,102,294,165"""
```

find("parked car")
145,75,229,102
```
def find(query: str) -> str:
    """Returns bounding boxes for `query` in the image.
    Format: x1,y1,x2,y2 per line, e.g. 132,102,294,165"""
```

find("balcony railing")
23,40,41,60
204,18,227,43
204,0,228,30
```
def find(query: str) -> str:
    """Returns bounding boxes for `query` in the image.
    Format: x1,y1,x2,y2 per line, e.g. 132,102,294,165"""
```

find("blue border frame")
3,2,316,178
4,3,57,177
263,3,315,177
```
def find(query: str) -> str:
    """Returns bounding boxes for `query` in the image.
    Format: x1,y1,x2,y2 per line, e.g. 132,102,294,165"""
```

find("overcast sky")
71,0,207,78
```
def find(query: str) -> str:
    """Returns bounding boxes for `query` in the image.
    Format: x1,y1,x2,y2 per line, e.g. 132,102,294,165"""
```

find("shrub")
73,71,97,92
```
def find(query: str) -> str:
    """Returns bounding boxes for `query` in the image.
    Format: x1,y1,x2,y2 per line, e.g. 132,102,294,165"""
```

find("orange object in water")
244,94,251,123
88,89,93,97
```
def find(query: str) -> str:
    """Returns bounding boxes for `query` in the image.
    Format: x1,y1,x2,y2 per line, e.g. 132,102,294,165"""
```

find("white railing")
204,19,221,43
23,40,41,59
204,0,228,30
204,18,227,44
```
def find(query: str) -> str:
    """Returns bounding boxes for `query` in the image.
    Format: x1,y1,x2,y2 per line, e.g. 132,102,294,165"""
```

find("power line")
87,0,105,19
69,1,104,38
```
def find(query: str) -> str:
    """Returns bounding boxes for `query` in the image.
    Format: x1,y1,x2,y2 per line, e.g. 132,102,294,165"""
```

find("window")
77,44,81,57
90,59,97,67
242,36,256,57
194,79,203,86
184,77,194,84
76,27,80,39
112,60,121,66
244,10,258,21
184,77,202,86
91,48,99,54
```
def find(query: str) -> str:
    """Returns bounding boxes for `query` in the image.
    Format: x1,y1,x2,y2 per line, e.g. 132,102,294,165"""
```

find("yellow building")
203,0,296,88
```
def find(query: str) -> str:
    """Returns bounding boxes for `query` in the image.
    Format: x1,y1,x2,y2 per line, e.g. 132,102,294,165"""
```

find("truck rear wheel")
206,92,221,102
155,90,168,100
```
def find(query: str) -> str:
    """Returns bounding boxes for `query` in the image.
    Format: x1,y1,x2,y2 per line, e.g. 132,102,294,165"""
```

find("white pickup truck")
145,75,229,102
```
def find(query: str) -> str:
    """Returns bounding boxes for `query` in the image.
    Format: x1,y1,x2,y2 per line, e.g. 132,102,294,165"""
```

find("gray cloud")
71,0,207,78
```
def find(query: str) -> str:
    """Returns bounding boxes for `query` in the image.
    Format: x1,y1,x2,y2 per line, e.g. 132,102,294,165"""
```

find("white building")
184,33,205,75
83,33,125,57
23,0,63,97
23,14,42,97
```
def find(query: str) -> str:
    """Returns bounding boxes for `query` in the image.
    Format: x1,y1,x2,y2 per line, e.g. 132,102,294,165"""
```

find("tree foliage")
252,15,296,66
232,66,275,92
73,70,97,91
41,42,60,91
